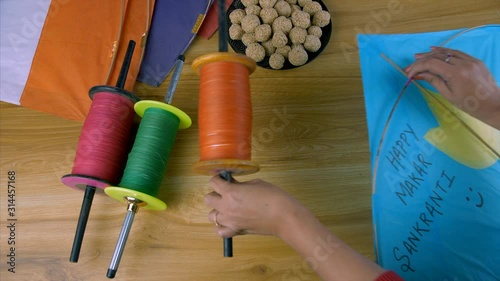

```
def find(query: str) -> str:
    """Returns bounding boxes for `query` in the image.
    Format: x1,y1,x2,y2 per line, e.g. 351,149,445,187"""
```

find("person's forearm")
277,205,385,281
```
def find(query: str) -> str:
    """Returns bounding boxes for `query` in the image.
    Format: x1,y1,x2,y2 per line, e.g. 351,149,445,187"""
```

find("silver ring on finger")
214,211,222,227
445,53,453,63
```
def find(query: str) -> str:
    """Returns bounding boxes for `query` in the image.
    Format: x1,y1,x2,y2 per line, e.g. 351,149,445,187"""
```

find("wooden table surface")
1,1,499,280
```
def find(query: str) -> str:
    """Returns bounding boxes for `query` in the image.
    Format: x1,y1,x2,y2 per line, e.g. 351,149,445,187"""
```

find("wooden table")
1,1,498,280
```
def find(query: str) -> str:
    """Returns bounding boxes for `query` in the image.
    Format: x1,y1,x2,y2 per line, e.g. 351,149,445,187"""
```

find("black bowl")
227,0,332,70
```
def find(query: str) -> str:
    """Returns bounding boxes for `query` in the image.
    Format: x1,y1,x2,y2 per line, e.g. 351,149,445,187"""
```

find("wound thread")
198,61,253,161
71,91,136,184
118,107,180,197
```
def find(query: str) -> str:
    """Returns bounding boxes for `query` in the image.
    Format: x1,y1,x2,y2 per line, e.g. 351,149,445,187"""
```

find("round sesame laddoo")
245,5,262,16
241,32,257,46
290,4,301,13
272,16,293,33
261,40,276,55
307,25,322,37
289,26,307,44
297,0,313,7
241,14,261,33
269,53,286,69
241,0,259,7
292,43,305,52
260,8,278,24
229,24,244,40
291,10,311,29
245,43,266,62
304,34,321,52
285,0,297,4
275,45,291,58
229,9,246,24
259,0,278,8
288,45,308,66
274,1,292,17
254,24,272,42
271,30,288,48
303,1,322,15
312,10,331,27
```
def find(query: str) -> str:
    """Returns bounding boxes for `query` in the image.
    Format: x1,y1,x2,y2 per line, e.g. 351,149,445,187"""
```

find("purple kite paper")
138,0,212,86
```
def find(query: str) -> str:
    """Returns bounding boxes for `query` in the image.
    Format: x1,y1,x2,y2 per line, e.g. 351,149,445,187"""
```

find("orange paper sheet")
20,0,154,121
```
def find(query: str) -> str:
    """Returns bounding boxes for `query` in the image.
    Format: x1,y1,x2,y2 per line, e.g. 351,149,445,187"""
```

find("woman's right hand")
405,46,500,129
204,176,308,239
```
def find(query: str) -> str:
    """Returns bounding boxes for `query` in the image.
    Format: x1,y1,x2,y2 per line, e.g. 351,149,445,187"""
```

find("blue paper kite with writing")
359,25,500,281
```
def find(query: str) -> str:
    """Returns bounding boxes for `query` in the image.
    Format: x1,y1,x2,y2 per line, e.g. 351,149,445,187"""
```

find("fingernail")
404,66,411,72
414,52,430,59
430,46,439,50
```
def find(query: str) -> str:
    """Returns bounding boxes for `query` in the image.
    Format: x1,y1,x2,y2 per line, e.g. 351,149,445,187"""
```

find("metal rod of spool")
106,198,143,279
165,55,185,104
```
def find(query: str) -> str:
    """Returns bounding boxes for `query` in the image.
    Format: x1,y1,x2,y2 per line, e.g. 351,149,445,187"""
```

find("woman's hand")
204,176,388,281
204,176,306,238
405,46,500,129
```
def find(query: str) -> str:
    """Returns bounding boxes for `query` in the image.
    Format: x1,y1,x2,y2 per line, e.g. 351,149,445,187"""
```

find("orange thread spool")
193,53,259,176
199,61,251,160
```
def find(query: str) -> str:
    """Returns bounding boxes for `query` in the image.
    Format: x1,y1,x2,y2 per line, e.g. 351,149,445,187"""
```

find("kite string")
372,25,500,192
71,91,136,183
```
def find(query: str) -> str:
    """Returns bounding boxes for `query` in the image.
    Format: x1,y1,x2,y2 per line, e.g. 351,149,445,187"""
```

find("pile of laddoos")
229,0,331,69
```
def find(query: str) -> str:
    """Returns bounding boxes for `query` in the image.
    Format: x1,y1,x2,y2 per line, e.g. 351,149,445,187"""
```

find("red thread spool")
192,53,259,176
61,86,139,191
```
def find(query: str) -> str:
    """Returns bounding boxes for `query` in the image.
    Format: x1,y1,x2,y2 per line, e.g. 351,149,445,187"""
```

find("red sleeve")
375,270,405,281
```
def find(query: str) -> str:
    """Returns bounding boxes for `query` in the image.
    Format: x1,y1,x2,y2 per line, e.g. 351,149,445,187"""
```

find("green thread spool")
122,108,178,190
105,100,191,210
104,100,191,278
